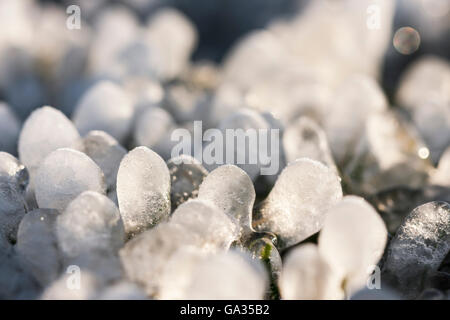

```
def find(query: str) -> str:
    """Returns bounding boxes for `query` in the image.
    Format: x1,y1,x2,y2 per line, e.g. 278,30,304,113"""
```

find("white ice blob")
72,81,134,143
116,146,170,237
34,148,106,212
255,158,343,249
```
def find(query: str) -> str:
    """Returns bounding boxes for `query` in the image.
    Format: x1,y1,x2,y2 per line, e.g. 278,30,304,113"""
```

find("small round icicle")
383,201,450,299
18,106,81,175
197,164,256,240
72,81,134,144
254,158,343,249
56,191,125,259
116,146,171,237
279,243,343,300
34,148,106,212
318,196,388,296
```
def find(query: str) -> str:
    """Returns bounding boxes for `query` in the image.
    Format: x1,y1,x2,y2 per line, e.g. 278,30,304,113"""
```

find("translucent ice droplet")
116,146,170,237
182,250,267,300
171,200,238,251
198,165,256,240
81,130,126,191
167,155,208,211
383,201,450,298
18,106,81,175
324,74,387,165
318,196,387,295
213,108,273,181
279,243,343,300
72,81,134,143
283,116,337,173
0,102,21,155
34,148,106,212
254,158,342,249
16,209,60,287
120,222,196,296
56,191,125,259
133,106,175,160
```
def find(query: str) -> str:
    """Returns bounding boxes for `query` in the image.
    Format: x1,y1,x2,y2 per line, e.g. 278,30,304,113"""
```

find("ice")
318,196,388,295
382,201,450,299
0,102,21,155
66,249,124,285
16,209,60,287
34,148,106,212
279,243,343,300
254,158,342,249
0,248,40,299
431,146,450,187
395,56,450,163
56,191,125,259
181,250,267,300
0,152,28,242
159,246,207,300
283,116,337,173
197,165,256,240
345,110,432,194
119,222,196,296
171,200,238,251
0,151,29,192
40,270,100,300
133,106,175,160
81,130,127,191
324,74,388,165
211,109,272,181
18,106,81,175
96,281,147,300
145,8,197,81
167,155,208,210
350,287,400,300
164,83,210,123
72,81,134,143
116,146,171,237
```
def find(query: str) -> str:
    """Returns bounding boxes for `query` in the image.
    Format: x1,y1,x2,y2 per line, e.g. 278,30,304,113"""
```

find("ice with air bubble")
34,148,106,212
198,165,256,240
383,201,450,299
116,146,171,237
254,158,343,249
56,191,125,259
167,155,208,210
